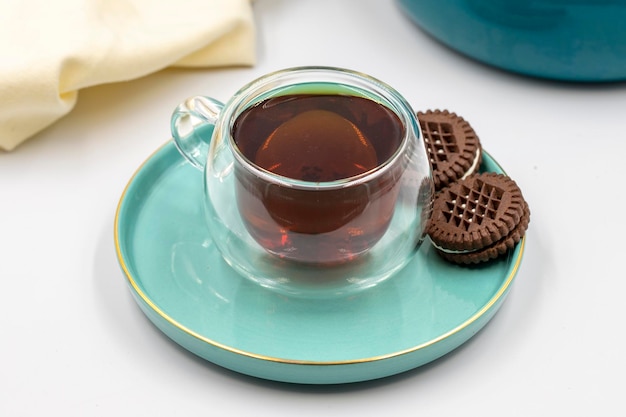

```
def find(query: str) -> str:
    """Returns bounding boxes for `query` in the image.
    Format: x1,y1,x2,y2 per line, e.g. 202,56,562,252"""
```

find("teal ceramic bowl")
398,0,626,82
114,141,526,384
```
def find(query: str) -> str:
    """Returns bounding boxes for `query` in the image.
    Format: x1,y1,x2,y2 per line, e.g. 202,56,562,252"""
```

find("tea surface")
233,94,403,181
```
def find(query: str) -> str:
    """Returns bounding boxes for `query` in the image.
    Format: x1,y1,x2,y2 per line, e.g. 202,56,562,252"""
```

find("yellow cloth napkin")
0,0,255,151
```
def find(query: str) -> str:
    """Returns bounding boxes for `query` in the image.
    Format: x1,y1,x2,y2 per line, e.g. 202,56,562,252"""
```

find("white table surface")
2,1,625,415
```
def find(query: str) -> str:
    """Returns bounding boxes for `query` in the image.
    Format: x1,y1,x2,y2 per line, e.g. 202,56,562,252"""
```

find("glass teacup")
171,66,434,296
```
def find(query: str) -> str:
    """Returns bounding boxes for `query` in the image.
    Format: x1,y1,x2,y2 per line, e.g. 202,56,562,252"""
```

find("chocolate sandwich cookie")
427,172,530,264
417,109,482,192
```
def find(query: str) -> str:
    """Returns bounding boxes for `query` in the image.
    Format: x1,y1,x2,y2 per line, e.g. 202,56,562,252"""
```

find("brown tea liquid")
232,94,405,264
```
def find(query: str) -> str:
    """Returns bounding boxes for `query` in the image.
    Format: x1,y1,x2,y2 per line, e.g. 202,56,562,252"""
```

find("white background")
2,1,625,415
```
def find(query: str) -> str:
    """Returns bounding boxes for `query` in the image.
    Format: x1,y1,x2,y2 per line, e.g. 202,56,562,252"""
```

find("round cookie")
427,172,530,264
417,109,482,191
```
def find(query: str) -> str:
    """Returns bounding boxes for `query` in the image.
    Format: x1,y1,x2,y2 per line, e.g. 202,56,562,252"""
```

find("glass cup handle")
171,96,224,170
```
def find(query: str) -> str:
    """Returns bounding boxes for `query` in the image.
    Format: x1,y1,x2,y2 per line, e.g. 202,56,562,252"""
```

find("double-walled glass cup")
171,67,434,297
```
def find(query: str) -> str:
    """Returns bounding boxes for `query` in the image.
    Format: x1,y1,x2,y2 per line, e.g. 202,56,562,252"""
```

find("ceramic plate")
114,141,525,384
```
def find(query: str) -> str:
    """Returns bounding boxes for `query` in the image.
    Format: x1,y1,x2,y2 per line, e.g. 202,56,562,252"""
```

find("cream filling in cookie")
430,239,476,254
461,148,481,180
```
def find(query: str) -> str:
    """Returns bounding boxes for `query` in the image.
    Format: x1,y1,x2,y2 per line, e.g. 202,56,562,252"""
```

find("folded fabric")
0,0,256,151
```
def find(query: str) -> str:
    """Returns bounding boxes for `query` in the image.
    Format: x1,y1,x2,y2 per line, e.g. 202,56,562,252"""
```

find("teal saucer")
114,141,525,384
